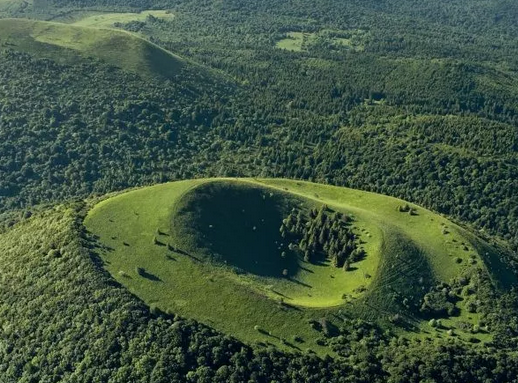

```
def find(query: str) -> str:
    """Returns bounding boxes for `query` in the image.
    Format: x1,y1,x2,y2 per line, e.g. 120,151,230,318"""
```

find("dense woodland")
1,0,518,381
281,205,363,269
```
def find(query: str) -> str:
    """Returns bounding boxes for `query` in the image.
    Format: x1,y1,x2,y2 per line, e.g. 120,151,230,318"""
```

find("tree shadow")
282,341,301,350
168,245,201,262
288,277,312,288
353,251,367,262
281,302,302,311
138,268,162,282
154,239,166,246
184,253,202,263
310,259,329,267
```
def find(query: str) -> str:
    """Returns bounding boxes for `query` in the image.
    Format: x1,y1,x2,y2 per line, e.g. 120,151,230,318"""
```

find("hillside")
84,178,515,352
0,18,186,79
0,16,233,215
1,200,515,383
1,0,518,381
70,10,174,27
0,0,25,16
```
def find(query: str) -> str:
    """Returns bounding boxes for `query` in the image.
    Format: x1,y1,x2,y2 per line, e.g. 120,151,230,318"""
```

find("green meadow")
276,32,316,52
0,18,185,79
71,10,174,28
84,178,514,353
276,29,366,52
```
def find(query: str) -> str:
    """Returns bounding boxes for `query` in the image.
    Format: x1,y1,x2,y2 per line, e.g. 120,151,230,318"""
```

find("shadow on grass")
138,268,162,282
168,245,202,262
173,182,300,277
282,341,301,350
281,302,302,312
288,277,312,288
184,253,202,262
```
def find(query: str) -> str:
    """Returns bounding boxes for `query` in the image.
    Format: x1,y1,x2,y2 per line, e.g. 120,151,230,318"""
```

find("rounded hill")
0,18,187,79
84,178,516,352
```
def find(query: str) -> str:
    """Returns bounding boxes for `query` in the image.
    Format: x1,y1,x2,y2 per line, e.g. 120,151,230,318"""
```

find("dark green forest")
1,0,518,381
280,205,362,269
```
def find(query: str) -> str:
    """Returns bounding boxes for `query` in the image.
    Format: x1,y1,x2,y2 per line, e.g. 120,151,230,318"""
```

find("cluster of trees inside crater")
279,205,365,271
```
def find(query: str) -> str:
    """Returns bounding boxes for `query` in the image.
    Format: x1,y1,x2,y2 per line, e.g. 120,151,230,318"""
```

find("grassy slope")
170,180,382,308
0,0,22,14
0,18,185,79
84,178,515,352
71,10,174,28
86,180,336,355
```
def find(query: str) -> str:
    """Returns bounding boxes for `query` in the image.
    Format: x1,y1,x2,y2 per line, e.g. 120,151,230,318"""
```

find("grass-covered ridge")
71,10,174,28
85,178,515,352
0,18,185,79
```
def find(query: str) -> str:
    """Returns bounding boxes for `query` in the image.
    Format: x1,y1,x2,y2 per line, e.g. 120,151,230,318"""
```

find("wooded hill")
1,0,518,381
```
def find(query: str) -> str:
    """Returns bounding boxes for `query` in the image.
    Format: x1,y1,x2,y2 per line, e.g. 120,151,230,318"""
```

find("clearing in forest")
276,32,316,52
276,29,367,52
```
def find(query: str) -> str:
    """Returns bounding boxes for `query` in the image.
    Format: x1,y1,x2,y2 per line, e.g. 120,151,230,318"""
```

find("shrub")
118,270,129,278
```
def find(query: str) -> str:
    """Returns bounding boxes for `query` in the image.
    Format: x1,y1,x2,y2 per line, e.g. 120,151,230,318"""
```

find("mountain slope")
0,18,186,79
84,178,516,352
0,17,234,215
2,200,516,383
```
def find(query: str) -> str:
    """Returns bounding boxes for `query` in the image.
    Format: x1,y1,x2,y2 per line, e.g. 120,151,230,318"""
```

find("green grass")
276,29,366,52
84,178,515,353
171,180,380,308
276,32,316,52
71,10,174,28
0,18,185,79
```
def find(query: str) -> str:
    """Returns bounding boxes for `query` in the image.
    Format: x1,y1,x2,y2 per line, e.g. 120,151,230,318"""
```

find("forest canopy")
1,0,518,381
